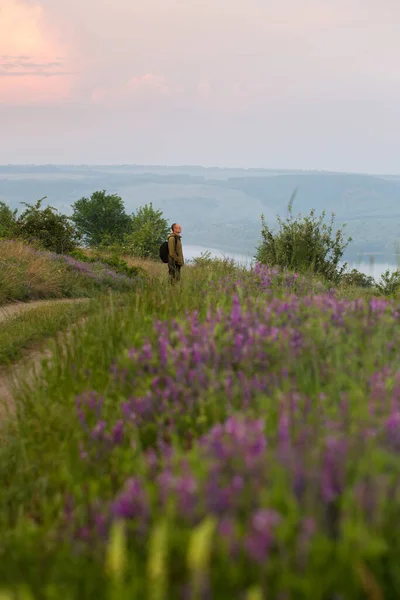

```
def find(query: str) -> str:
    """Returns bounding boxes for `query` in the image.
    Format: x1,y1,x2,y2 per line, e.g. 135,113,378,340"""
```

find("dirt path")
0,298,84,324
0,298,88,413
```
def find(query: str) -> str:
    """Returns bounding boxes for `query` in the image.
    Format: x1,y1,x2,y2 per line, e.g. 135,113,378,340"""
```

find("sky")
1,0,399,172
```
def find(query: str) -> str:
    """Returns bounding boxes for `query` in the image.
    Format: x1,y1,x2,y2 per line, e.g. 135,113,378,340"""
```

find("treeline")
0,191,169,259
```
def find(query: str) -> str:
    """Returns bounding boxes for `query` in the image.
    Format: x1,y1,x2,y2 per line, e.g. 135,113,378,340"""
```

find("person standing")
168,223,184,283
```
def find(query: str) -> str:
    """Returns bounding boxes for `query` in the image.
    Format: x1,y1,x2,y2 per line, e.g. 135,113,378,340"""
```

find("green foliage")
191,250,241,276
71,190,131,247
376,268,400,296
0,202,18,239
123,203,170,259
97,255,144,278
340,269,375,289
256,194,352,283
67,248,90,262
191,250,220,267
68,249,145,278
17,198,79,254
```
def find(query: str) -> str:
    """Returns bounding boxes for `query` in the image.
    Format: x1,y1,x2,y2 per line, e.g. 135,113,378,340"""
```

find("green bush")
376,268,400,296
67,248,89,262
340,268,375,289
256,195,351,283
17,198,79,254
191,250,241,275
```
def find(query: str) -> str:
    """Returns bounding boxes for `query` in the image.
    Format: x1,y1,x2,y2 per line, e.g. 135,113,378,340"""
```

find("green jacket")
168,233,184,266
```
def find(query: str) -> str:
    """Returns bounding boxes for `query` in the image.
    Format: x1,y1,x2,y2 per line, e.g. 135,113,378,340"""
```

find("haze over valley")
1,163,400,271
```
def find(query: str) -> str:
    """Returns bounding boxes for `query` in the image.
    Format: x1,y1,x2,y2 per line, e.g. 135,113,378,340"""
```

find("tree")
124,203,169,259
255,193,352,282
0,202,18,238
71,190,131,247
17,197,79,254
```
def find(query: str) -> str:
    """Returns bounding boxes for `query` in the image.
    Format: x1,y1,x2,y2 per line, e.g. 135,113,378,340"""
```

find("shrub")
256,195,351,283
191,250,242,277
376,268,400,296
68,248,89,262
340,268,375,289
17,197,79,254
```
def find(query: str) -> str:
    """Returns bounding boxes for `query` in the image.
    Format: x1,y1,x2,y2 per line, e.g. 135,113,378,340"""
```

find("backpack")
159,236,177,263
159,241,169,263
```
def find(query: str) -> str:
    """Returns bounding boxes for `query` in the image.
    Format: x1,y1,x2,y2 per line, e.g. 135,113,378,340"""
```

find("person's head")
171,223,182,235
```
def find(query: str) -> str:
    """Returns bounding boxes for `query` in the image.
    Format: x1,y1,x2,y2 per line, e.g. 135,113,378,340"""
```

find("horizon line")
0,164,399,178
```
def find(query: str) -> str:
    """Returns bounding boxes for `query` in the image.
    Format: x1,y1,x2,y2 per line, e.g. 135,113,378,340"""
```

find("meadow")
0,249,399,599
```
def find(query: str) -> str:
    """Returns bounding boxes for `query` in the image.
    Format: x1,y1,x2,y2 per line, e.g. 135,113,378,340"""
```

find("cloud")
0,54,72,78
0,72,73,77
1,56,62,68
0,0,74,104
8,0,398,109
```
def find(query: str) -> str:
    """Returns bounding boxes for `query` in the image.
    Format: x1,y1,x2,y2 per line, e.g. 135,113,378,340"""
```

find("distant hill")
1,165,399,263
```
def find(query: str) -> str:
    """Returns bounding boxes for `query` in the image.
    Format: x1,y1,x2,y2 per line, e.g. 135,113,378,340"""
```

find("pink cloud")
0,0,74,105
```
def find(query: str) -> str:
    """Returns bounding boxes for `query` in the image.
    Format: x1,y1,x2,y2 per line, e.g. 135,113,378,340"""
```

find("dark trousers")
168,261,181,283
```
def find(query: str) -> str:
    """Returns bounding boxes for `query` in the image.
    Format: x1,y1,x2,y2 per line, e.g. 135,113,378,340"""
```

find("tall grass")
0,240,143,305
80,247,167,280
1,260,397,598
0,239,70,303
121,254,167,280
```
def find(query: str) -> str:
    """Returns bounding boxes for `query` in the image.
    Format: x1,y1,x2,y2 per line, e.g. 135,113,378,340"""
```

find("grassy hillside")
0,240,145,305
1,165,400,262
0,256,398,598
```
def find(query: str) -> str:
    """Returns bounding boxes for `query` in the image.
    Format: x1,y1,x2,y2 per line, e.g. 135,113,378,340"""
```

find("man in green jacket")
168,223,184,283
